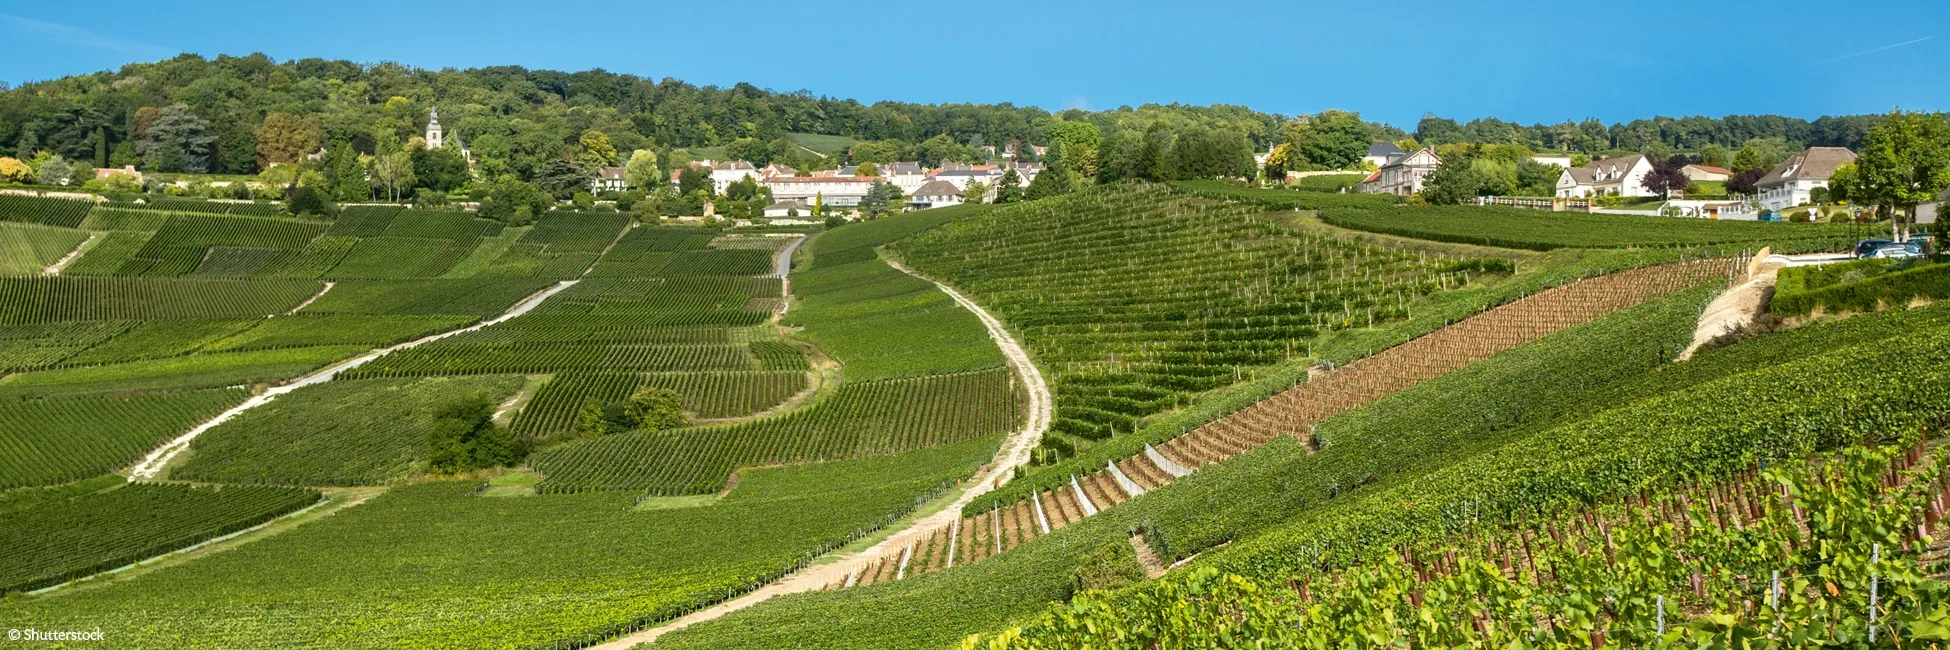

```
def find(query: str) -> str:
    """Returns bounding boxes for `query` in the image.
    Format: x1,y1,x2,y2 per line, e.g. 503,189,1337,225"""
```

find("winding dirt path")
127,280,579,480
42,231,100,275
283,281,335,315
588,257,1052,650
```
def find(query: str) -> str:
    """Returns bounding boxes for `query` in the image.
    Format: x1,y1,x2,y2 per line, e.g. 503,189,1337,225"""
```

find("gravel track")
588,256,1051,650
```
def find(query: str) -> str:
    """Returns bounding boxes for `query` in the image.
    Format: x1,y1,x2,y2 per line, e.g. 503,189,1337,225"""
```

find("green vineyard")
0,389,248,488
0,195,95,228
893,185,1485,441
0,276,321,323
0,223,89,275
532,368,1020,494
511,371,810,436
0,481,319,594
174,375,525,486
1170,181,1859,252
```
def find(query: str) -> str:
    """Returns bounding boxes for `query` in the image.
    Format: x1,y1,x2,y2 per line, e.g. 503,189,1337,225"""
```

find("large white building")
762,175,874,207
1555,155,1656,198
1755,147,1856,211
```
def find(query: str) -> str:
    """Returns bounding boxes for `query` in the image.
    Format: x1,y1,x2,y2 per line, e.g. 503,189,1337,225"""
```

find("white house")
1362,142,1407,169
1357,148,1439,196
1555,155,1656,198
710,161,761,194
761,175,874,207
592,167,627,193
909,180,964,209
759,163,798,180
1755,147,1856,211
1682,164,1731,183
762,199,810,218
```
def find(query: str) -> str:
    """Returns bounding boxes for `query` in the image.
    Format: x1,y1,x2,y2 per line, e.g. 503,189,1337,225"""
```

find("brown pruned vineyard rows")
825,259,1736,587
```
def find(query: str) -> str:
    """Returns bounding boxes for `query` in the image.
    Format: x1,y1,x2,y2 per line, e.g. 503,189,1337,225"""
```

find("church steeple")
425,106,444,149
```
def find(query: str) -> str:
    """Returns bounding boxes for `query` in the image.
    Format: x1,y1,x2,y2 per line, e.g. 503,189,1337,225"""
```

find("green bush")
1071,537,1146,594
1772,258,1950,316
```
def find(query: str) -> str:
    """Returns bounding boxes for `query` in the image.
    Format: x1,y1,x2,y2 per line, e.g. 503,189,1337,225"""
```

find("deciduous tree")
1287,110,1372,170
1640,155,1691,198
254,112,322,169
623,149,661,189
1850,110,1950,239
137,105,216,173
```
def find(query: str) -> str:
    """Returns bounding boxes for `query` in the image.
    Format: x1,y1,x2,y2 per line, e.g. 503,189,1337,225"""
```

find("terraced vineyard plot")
0,223,89,275
438,226,527,278
200,314,475,352
324,205,404,238
522,276,782,327
520,212,630,253
584,226,718,277
0,321,135,371
0,439,995,650
344,341,759,377
0,345,362,398
324,236,477,278
58,319,257,366
268,235,357,277
60,231,152,276
0,195,94,227
382,209,501,241
141,198,235,215
533,368,1020,494
788,241,1003,379
77,207,170,232
655,249,773,276
970,259,1734,515
511,371,810,436
175,375,523,486
121,214,326,276
0,389,248,488
188,246,285,276
299,279,552,316
893,185,1485,441
0,276,320,323
0,482,319,594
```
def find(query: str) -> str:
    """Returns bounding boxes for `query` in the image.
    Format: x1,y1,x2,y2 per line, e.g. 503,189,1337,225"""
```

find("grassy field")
784,132,859,156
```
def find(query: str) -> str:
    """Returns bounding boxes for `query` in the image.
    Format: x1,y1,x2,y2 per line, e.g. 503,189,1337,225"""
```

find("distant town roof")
912,180,963,198
597,166,625,180
1757,147,1857,187
1368,142,1406,157
1685,164,1731,175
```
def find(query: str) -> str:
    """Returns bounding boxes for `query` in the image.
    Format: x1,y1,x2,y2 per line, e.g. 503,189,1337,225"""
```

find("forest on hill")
0,53,1889,189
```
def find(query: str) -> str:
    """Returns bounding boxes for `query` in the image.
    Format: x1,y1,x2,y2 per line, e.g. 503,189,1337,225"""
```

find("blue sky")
3,1,1946,129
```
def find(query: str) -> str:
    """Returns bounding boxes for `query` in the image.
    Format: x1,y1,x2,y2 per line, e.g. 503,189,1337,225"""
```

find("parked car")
1853,239,1894,258
1867,243,1925,260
